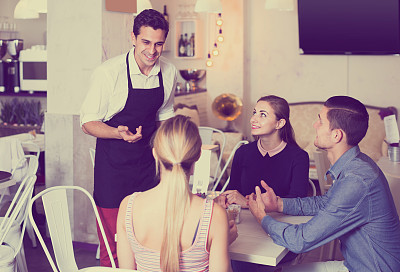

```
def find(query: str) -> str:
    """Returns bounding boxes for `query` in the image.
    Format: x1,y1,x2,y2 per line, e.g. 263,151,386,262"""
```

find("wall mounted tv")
297,0,400,55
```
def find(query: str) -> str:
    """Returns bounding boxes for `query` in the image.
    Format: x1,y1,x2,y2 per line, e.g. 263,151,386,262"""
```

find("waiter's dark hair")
133,9,169,39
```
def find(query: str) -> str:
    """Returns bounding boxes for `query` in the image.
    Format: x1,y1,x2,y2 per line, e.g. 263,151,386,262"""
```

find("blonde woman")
117,115,232,272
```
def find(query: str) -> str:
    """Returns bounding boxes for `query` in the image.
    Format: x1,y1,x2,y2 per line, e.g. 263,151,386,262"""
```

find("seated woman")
116,115,232,272
218,95,310,271
218,95,310,208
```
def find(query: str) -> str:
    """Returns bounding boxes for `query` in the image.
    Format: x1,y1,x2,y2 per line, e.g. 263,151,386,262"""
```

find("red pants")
96,206,119,267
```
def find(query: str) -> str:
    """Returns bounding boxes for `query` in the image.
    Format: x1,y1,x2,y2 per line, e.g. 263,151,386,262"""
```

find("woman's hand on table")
215,194,228,208
228,219,238,245
222,190,249,208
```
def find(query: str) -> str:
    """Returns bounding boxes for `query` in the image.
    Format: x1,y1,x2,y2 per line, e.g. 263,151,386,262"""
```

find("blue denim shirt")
261,146,400,272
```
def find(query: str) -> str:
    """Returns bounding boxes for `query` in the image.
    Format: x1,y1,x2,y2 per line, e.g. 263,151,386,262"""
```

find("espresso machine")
6,39,23,93
0,39,7,92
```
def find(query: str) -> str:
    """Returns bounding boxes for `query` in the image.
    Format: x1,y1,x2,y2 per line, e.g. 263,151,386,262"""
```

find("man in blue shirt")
249,96,400,272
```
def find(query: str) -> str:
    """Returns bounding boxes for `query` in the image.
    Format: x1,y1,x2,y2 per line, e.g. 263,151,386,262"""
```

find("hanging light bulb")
217,29,224,43
206,53,213,67
216,13,223,26
212,42,219,56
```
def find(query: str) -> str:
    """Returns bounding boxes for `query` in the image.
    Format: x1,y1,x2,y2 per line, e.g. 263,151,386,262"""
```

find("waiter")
80,9,177,267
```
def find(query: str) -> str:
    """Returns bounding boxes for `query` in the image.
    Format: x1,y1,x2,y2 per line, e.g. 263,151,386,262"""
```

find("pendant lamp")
195,0,222,13
265,0,294,11
27,0,47,13
14,0,39,19
135,0,153,15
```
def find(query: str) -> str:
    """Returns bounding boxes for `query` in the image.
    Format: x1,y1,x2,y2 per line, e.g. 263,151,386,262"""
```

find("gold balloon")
212,94,243,121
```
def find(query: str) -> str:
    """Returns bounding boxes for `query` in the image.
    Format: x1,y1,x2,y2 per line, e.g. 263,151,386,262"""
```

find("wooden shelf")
0,91,47,97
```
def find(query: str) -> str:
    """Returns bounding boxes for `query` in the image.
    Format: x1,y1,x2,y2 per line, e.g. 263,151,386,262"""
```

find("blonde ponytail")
152,116,201,272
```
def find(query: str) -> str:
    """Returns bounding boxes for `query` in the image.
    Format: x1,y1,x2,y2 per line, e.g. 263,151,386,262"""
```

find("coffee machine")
0,39,7,92
6,39,23,93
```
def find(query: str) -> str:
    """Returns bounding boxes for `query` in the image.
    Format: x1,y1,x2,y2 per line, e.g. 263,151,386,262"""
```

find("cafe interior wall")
151,0,245,133
243,0,400,138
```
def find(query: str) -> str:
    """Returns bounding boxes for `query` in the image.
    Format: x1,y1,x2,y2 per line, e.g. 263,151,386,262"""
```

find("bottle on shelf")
163,5,169,23
186,35,192,57
178,34,186,57
189,33,195,57
184,33,188,56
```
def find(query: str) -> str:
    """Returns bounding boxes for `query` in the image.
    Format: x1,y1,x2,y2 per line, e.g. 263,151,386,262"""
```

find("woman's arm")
116,196,137,270
208,202,232,272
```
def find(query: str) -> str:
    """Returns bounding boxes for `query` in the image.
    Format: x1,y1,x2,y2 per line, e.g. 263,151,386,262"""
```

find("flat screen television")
297,0,400,55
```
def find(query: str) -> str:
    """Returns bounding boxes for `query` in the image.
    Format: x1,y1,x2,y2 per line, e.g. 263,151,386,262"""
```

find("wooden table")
377,156,400,215
229,209,312,266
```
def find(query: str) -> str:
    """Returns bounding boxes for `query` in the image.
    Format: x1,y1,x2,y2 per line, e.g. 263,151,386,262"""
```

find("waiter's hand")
118,125,142,143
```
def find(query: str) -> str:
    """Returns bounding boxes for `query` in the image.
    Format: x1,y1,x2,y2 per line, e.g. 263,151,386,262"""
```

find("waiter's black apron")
94,52,164,208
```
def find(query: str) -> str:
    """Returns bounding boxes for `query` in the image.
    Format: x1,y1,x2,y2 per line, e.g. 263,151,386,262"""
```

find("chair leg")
96,244,100,260
16,245,28,272
319,239,338,261
25,221,37,248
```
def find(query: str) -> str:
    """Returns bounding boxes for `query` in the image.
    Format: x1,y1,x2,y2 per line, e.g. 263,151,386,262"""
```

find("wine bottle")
189,33,195,57
163,5,169,23
184,33,188,56
186,34,192,57
178,34,185,57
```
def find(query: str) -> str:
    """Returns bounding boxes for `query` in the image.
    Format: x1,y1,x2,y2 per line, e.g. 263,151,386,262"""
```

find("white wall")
243,0,400,138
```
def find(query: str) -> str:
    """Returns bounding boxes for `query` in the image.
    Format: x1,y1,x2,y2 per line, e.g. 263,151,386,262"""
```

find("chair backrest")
198,127,226,183
21,142,41,158
313,149,333,195
308,179,317,196
212,140,249,192
0,175,37,254
28,186,116,272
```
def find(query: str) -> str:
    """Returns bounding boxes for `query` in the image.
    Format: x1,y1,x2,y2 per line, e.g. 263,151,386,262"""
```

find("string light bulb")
206,53,213,67
217,29,224,43
216,13,223,26
212,43,219,56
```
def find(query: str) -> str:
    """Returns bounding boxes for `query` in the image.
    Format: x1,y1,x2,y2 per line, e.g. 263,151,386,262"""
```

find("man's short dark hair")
324,96,369,146
133,9,169,39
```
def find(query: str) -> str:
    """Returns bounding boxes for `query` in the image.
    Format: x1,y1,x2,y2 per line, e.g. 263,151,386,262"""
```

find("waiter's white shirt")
80,47,177,126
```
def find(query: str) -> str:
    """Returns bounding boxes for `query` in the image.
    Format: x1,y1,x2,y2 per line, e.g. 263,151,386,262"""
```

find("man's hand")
259,180,283,213
228,219,238,245
222,190,249,208
248,186,267,223
118,125,142,143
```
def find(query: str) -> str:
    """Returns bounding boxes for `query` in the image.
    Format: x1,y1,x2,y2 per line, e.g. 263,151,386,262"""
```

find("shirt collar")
129,47,161,76
328,145,360,181
257,140,287,157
